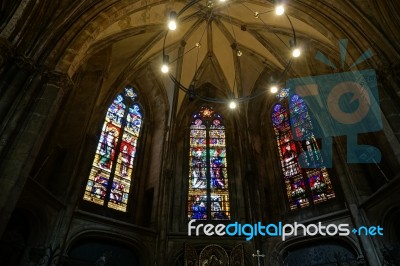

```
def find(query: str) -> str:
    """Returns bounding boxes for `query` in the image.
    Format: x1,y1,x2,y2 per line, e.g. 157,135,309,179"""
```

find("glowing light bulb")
275,4,285,15
168,20,177,31
229,101,237,109
270,85,278,93
161,64,169,73
168,11,177,30
292,48,301,58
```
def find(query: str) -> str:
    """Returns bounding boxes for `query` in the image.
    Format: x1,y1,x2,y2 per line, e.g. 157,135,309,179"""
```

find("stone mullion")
0,71,72,237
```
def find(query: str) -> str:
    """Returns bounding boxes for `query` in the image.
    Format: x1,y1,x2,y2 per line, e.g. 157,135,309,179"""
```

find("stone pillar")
348,204,382,266
0,56,35,124
0,70,43,158
0,71,72,237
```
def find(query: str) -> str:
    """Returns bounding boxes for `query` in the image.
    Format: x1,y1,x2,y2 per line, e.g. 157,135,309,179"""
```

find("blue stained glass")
124,87,137,100
190,195,208,220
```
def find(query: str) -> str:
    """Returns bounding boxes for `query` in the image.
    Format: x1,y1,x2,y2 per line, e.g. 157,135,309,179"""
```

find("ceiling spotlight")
161,55,169,73
237,50,242,57
275,4,285,15
229,100,237,109
219,0,227,2
270,85,278,93
168,11,177,31
292,48,301,58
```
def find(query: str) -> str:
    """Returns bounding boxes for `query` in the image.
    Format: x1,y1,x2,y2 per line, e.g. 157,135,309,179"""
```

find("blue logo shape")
287,69,382,167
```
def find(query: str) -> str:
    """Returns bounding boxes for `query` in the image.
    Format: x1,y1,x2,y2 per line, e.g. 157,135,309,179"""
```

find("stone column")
0,56,42,158
0,56,35,123
0,70,72,237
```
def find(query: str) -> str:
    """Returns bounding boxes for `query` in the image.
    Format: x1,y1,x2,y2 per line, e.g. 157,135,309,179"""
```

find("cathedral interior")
0,0,400,265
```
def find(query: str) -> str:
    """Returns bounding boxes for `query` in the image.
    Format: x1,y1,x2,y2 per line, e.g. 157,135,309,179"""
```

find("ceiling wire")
241,3,290,50
226,3,240,99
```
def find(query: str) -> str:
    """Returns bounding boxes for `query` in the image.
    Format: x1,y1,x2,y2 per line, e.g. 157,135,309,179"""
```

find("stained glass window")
272,92,335,210
188,107,230,220
83,87,142,212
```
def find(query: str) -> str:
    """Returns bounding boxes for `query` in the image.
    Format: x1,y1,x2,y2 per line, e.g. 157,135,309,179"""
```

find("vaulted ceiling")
44,0,399,115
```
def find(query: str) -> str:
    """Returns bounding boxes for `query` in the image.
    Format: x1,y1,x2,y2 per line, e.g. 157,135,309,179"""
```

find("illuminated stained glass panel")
84,88,143,212
273,103,309,209
188,107,230,220
272,94,335,210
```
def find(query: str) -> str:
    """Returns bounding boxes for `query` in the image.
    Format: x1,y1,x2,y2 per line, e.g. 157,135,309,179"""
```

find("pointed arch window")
188,107,230,220
83,87,143,212
272,92,335,210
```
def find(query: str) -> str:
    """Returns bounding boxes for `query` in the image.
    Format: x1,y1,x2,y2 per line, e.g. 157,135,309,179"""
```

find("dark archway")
65,238,140,266
282,239,359,266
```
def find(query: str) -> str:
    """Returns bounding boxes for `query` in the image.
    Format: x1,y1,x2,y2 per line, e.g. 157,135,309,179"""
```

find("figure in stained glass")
211,149,224,189
120,144,132,177
191,195,207,220
92,170,108,199
192,148,207,189
109,180,124,203
211,196,229,220
107,94,125,125
98,124,119,170
127,104,142,132
282,143,296,164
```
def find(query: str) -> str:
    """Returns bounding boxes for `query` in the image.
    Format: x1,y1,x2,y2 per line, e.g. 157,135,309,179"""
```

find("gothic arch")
273,235,362,265
381,204,400,245
64,230,153,265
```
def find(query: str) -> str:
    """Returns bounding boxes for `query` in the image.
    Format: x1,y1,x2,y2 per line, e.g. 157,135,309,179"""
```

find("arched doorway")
282,240,359,266
65,238,140,266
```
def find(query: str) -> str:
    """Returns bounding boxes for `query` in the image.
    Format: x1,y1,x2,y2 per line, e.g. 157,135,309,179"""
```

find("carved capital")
43,70,74,92
14,55,36,71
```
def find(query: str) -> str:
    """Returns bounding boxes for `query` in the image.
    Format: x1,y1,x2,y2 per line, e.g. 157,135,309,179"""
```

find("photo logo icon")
286,40,382,167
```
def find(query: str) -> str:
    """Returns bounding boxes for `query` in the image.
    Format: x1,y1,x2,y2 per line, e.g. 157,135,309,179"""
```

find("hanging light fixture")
162,0,300,107
289,38,301,58
161,54,170,73
168,11,177,31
